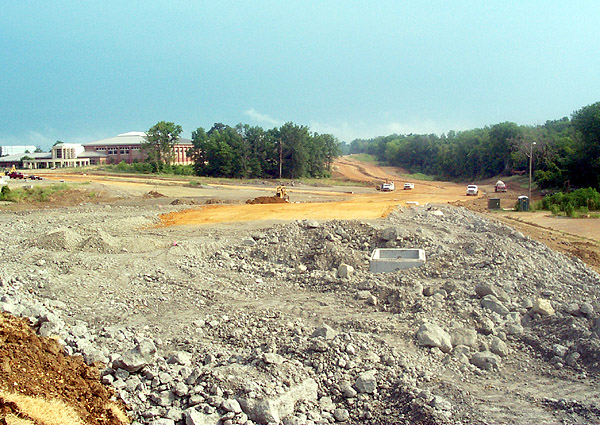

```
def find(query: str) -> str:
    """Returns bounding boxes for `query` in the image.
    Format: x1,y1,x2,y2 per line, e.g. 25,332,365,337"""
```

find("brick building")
82,132,193,165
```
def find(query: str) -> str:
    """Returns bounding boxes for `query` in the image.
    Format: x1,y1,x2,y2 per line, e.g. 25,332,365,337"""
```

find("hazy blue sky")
1,1,599,149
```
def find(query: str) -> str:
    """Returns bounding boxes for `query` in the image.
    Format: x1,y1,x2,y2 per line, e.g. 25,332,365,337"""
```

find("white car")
466,184,479,196
403,183,414,190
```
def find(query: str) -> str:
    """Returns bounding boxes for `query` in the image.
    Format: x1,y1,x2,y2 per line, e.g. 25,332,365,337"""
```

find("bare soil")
2,157,600,424
0,312,128,424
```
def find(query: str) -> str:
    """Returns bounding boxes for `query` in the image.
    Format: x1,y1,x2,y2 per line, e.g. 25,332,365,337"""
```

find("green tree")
572,102,600,187
143,121,183,172
277,122,310,179
319,133,342,172
188,127,209,176
486,122,521,175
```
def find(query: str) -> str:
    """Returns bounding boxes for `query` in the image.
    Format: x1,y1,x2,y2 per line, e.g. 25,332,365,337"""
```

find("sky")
1,1,599,150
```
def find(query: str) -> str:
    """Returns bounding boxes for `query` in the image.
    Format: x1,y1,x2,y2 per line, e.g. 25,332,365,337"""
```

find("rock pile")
2,203,600,424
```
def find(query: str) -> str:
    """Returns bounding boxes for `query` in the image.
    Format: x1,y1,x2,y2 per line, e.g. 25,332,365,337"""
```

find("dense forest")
347,101,600,189
187,122,341,179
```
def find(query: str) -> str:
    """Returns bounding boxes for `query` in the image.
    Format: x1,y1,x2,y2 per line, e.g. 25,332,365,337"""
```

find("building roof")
0,152,51,161
83,132,192,147
83,133,146,147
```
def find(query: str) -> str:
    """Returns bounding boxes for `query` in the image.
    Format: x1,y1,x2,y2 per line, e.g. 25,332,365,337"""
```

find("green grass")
400,172,435,181
0,183,70,203
348,153,378,163
300,177,372,187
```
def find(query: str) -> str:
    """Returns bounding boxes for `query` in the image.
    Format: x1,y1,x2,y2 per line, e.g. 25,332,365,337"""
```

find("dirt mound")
80,230,120,254
35,227,82,251
143,191,165,198
0,312,129,424
246,196,288,204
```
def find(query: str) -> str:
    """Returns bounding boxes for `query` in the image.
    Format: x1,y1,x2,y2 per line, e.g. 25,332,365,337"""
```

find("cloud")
0,129,109,151
241,110,474,143
0,131,54,148
309,118,474,143
243,108,283,127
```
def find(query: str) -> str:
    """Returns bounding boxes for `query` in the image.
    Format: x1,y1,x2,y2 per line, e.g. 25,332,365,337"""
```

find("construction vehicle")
275,186,290,201
380,180,395,192
4,165,17,175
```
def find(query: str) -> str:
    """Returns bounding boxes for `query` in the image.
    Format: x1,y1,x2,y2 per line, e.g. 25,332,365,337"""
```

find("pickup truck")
8,171,25,179
381,181,395,191
494,180,507,192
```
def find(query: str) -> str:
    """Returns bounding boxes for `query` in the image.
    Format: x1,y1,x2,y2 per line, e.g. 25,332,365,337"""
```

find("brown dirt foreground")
0,312,129,425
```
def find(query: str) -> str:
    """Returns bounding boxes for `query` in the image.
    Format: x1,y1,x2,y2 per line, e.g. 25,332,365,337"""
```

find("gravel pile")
2,203,600,424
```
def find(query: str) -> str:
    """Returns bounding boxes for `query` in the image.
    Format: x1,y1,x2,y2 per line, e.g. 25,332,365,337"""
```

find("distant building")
0,145,37,156
82,131,193,165
20,143,92,169
5,132,194,169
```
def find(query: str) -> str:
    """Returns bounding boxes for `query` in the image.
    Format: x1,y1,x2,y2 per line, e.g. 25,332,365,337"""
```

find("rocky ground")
2,192,600,425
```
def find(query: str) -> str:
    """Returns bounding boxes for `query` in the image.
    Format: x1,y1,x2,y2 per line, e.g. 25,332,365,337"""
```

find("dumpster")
518,195,529,211
488,198,501,210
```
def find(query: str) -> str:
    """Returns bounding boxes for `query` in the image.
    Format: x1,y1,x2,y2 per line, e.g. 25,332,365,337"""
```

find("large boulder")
113,338,157,373
354,370,377,394
481,295,510,316
532,298,555,316
470,351,501,371
238,378,318,424
417,323,452,353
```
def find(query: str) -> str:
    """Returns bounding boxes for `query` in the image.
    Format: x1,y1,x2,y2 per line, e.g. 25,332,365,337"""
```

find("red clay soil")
0,312,129,424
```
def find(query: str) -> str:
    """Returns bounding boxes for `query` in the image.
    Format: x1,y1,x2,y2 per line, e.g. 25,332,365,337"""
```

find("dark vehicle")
29,175,43,180
8,171,25,179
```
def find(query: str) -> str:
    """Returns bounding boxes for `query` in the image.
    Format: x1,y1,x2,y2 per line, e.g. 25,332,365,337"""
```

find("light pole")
528,141,536,202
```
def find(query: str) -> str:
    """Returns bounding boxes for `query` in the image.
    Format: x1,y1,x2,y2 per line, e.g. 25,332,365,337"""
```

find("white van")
466,185,479,196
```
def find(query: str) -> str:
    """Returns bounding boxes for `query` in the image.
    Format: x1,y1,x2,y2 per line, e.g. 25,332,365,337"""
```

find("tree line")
347,101,600,190
141,121,341,179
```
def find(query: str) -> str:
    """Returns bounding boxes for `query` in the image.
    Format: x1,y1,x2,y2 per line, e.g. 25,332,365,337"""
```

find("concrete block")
369,248,426,273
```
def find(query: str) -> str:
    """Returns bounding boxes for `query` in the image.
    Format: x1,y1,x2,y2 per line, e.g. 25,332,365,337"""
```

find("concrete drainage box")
369,248,426,273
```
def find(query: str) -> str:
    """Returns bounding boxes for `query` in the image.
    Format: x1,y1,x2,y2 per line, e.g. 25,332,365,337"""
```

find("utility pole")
528,141,536,202
279,140,283,179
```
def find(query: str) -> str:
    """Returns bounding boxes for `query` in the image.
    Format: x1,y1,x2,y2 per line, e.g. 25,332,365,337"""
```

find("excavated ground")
1,158,599,425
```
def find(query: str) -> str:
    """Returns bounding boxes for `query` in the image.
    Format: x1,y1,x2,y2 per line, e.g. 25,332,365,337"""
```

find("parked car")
403,182,414,190
466,184,479,196
494,180,507,192
29,175,43,180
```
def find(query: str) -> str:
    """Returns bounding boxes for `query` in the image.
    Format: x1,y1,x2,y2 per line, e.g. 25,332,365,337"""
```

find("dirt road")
35,166,473,225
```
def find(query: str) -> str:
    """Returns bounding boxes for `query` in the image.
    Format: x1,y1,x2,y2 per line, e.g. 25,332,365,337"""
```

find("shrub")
564,202,575,217
0,185,11,201
541,187,600,213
